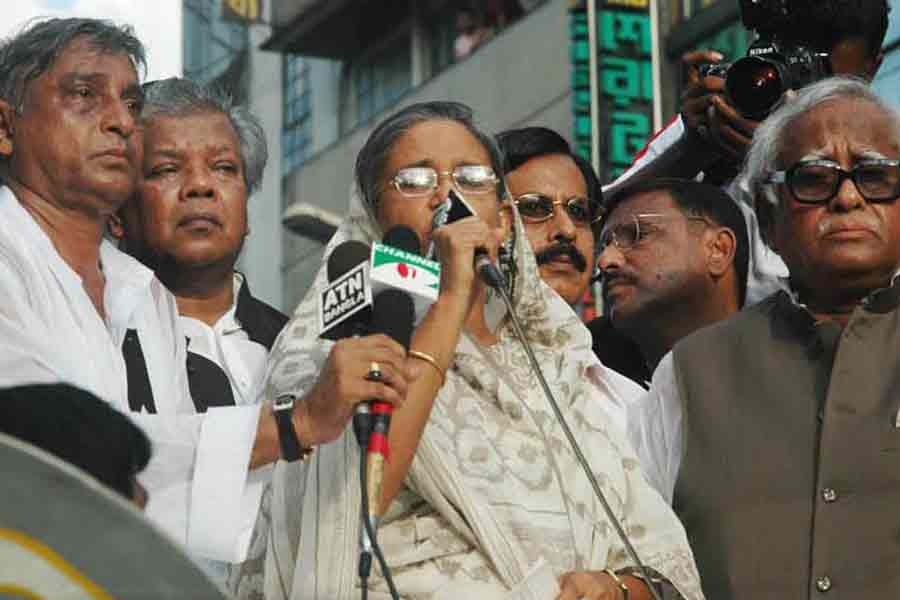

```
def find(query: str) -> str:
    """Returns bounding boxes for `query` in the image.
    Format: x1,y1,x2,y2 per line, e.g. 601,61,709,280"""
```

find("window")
282,55,313,176
183,0,249,85
352,35,412,128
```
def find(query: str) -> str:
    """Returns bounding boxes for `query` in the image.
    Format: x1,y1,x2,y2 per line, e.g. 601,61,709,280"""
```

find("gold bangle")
408,350,446,386
603,569,629,600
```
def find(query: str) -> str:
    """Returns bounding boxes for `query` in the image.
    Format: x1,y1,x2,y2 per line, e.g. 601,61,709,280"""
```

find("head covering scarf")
231,176,702,600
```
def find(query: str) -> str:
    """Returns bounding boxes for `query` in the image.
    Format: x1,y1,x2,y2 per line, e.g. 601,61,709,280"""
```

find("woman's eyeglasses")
598,212,711,252
764,159,900,204
512,193,600,227
389,165,498,197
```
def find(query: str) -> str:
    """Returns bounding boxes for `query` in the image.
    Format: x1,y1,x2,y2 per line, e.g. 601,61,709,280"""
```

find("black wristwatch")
273,394,312,462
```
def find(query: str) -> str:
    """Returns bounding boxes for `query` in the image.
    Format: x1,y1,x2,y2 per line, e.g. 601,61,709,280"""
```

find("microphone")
365,226,418,519
369,226,439,324
319,240,373,341
430,189,506,289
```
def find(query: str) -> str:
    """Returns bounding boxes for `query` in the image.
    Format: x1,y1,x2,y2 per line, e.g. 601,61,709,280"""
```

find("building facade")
183,0,284,311
262,0,573,308
184,0,900,312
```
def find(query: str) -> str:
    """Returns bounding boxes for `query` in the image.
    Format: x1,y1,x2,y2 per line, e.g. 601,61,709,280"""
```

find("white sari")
230,189,703,600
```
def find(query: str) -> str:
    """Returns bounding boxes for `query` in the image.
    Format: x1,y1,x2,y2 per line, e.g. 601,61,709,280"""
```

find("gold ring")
368,361,382,381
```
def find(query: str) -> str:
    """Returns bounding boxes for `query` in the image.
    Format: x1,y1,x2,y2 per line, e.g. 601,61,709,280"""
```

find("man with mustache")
629,77,900,598
597,178,748,373
496,127,649,390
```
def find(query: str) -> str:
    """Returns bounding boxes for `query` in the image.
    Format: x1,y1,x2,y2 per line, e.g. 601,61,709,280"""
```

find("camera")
698,0,832,120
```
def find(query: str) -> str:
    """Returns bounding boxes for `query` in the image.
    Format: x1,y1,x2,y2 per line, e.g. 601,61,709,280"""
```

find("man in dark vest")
629,76,900,598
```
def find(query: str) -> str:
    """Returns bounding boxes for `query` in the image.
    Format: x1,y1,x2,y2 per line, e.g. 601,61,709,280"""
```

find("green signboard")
570,0,657,180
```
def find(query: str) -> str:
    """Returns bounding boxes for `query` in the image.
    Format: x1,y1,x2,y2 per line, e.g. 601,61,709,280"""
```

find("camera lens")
726,56,786,119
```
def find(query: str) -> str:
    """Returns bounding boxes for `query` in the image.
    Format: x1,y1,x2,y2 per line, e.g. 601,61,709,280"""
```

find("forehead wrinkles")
509,155,586,197
781,99,900,164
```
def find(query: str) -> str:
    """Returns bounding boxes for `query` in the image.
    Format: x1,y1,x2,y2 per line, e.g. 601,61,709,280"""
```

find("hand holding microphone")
430,190,507,308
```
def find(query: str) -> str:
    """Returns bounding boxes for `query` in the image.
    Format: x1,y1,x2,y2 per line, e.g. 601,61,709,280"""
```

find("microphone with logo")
319,240,373,341
321,227,436,600
364,226,419,526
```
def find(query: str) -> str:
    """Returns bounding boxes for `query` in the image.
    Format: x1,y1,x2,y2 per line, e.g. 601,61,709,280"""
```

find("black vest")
122,279,288,413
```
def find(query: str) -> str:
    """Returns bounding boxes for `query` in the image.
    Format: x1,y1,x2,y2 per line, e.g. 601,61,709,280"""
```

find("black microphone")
319,240,372,340
365,226,417,518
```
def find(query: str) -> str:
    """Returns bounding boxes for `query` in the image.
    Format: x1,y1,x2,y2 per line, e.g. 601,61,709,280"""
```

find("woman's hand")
294,334,418,446
557,570,626,600
430,215,505,309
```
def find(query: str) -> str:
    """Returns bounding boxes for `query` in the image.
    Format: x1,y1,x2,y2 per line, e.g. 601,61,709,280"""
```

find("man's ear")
0,99,17,158
706,226,737,278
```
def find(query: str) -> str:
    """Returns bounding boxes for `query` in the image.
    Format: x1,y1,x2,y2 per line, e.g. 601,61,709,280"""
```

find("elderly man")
0,18,407,568
496,126,648,388
630,77,900,598
115,78,287,413
607,1,890,306
597,178,748,373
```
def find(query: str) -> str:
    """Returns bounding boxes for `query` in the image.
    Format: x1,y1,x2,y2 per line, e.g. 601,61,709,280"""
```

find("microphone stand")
486,268,664,600
354,370,400,600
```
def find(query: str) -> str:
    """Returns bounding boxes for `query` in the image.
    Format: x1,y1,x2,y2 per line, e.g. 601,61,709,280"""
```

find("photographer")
607,0,890,305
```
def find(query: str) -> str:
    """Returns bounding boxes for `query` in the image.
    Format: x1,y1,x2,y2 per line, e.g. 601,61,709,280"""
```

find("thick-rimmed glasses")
513,193,601,227
598,212,711,253
389,165,498,197
763,159,900,204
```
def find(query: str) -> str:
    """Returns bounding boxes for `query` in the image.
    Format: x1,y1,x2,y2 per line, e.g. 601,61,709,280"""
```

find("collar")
233,272,288,349
784,270,900,316
0,186,156,330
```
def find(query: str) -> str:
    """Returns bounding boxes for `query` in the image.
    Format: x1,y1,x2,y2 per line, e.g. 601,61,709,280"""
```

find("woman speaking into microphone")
235,102,702,600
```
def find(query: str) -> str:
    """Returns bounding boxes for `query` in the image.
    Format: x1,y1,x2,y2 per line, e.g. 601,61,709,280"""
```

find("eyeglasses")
598,212,711,253
513,193,601,227
764,159,900,204
389,165,498,197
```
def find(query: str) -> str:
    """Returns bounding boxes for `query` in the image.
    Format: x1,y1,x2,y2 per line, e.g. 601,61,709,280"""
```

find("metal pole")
587,0,601,175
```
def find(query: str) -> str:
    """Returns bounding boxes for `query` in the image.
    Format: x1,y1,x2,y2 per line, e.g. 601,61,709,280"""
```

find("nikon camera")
699,0,832,120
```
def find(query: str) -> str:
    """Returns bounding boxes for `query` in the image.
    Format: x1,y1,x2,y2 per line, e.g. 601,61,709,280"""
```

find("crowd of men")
0,1,898,597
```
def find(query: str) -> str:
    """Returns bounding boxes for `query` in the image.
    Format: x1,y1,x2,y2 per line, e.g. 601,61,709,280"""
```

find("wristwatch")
273,394,313,462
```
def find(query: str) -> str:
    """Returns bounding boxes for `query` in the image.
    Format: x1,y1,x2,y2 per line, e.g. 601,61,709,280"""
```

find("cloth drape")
230,188,703,600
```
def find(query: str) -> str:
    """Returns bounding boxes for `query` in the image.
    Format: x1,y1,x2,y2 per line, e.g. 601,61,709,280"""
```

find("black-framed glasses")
598,212,711,253
513,193,601,227
389,165,498,197
764,159,900,204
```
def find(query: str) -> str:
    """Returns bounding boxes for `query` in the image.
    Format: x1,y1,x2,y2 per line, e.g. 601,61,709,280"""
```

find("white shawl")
231,189,703,600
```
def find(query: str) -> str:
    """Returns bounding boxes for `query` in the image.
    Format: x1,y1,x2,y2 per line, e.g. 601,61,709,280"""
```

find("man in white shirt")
0,18,412,569
114,77,288,411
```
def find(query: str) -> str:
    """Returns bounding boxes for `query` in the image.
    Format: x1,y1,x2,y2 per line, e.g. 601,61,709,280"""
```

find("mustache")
535,243,587,272
816,216,881,237
600,270,637,291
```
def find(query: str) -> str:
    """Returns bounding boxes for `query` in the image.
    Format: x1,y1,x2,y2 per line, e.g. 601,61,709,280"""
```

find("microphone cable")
485,269,665,600
357,436,400,600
